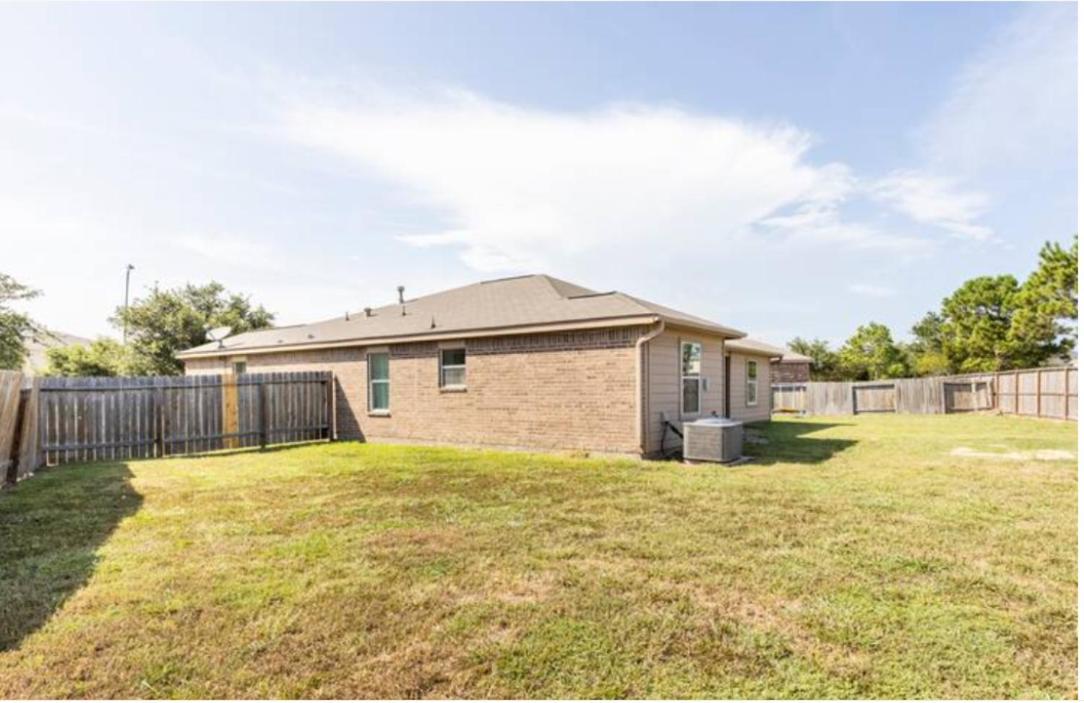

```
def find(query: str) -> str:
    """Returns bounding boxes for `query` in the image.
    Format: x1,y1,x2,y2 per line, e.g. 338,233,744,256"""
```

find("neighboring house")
179,275,778,458
724,337,813,384
22,330,90,375
774,351,814,383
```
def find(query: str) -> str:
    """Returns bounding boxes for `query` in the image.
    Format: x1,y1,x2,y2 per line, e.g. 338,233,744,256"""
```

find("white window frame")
746,359,759,406
367,351,390,414
439,348,466,389
681,341,702,416
230,358,247,375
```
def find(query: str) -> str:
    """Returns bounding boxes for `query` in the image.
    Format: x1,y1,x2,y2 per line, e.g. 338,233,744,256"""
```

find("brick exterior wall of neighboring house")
771,360,811,384
184,327,645,456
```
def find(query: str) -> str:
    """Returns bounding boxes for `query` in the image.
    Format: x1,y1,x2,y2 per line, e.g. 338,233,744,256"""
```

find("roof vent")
397,285,405,304
364,307,372,317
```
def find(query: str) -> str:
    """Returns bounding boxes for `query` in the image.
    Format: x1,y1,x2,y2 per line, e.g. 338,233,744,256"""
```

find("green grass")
0,414,1076,698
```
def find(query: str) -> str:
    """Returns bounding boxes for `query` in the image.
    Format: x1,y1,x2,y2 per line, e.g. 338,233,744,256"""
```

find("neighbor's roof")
781,350,815,363
178,274,746,358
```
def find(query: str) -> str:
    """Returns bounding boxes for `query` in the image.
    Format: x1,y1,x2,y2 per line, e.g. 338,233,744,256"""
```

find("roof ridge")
480,273,537,285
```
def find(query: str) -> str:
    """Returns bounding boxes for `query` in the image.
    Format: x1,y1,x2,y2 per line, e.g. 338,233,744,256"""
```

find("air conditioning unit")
683,417,744,464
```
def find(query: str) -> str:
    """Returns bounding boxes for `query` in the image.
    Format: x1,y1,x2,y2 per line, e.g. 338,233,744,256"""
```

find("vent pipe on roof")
397,285,405,304
345,311,350,321
430,315,436,329
364,307,372,317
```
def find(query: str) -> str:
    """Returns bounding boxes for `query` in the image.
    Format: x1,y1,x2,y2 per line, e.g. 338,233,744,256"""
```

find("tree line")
1,236,1077,380
789,237,1077,381
0,279,273,376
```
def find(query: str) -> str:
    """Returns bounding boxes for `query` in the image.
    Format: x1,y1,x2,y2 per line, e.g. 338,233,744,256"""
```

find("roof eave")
658,316,746,340
177,314,663,360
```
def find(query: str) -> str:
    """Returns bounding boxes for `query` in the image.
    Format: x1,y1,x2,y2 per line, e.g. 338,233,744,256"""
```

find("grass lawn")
0,414,1076,698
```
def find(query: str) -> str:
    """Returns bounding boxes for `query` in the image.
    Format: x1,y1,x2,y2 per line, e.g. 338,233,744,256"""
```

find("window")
746,360,759,405
440,348,466,388
681,341,702,415
368,352,390,412
232,360,246,375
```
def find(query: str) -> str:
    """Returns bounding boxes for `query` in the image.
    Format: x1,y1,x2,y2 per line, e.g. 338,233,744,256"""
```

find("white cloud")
868,169,992,240
756,198,930,253
919,4,1076,176
171,234,292,274
848,283,896,298
279,92,922,272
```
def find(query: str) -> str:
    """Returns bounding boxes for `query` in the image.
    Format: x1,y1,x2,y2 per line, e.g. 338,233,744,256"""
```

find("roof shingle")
179,274,746,358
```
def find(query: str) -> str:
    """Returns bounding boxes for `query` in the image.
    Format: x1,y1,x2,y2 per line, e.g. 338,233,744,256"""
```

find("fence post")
259,380,269,449
1036,370,1043,417
1064,367,1070,421
222,373,239,450
5,389,27,486
327,372,337,441
1014,371,1020,415
152,383,164,458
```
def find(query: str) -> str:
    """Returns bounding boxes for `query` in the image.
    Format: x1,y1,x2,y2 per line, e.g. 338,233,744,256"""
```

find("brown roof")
780,350,815,363
179,274,746,358
725,337,787,359
725,338,814,362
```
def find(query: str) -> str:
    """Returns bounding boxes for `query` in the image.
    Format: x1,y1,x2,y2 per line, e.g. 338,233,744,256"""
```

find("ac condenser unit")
683,417,744,464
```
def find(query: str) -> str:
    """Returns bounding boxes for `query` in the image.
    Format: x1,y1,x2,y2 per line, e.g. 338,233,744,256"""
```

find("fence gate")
943,380,992,413
772,383,807,413
853,383,897,414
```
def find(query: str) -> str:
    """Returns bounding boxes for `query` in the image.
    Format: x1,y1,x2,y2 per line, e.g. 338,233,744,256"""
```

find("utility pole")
123,264,135,343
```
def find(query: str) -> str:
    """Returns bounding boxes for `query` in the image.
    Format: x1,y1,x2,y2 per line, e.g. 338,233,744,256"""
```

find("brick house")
772,352,814,383
179,275,777,458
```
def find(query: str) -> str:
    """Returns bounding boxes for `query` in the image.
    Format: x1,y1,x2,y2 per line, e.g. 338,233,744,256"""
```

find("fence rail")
2,371,335,483
772,366,1076,420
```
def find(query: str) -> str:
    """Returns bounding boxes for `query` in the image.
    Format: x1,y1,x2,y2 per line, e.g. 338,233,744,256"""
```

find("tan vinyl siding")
643,329,725,456
727,352,773,422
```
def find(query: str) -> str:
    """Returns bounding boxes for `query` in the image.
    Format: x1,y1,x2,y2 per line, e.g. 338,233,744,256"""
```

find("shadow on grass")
744,420,858,465
0,463,142,651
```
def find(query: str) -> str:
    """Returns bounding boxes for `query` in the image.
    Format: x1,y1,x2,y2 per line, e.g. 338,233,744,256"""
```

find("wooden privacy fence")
2,371,334,481
772,366,1076,420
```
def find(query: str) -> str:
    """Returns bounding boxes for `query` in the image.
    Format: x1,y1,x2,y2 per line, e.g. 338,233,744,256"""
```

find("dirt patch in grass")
950,446,1075,461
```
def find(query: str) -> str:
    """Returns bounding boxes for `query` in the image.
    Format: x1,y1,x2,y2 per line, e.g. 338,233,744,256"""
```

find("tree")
1010,236,1078,364
906,312,952,376
787,337,842,380
908,237,1078,374
939,275,1022,372
112,282,274,375
44,338,133,377
838,322,910,380
0,273,41,370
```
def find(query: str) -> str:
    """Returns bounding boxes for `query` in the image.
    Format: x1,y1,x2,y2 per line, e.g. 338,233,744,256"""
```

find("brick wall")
771,361,811,383
184,327,643,456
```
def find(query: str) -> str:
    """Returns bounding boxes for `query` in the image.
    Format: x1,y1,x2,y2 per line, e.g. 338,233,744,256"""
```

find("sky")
0,2,1077,347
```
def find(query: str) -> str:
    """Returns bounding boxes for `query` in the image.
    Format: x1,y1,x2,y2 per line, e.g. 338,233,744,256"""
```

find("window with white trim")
746,360,759,405
439,348,466,388
368,352,390,412
232,360,246,375
681,341,702,415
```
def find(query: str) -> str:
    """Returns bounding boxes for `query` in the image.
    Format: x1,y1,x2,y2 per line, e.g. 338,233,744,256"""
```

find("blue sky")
0,2,1076,346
